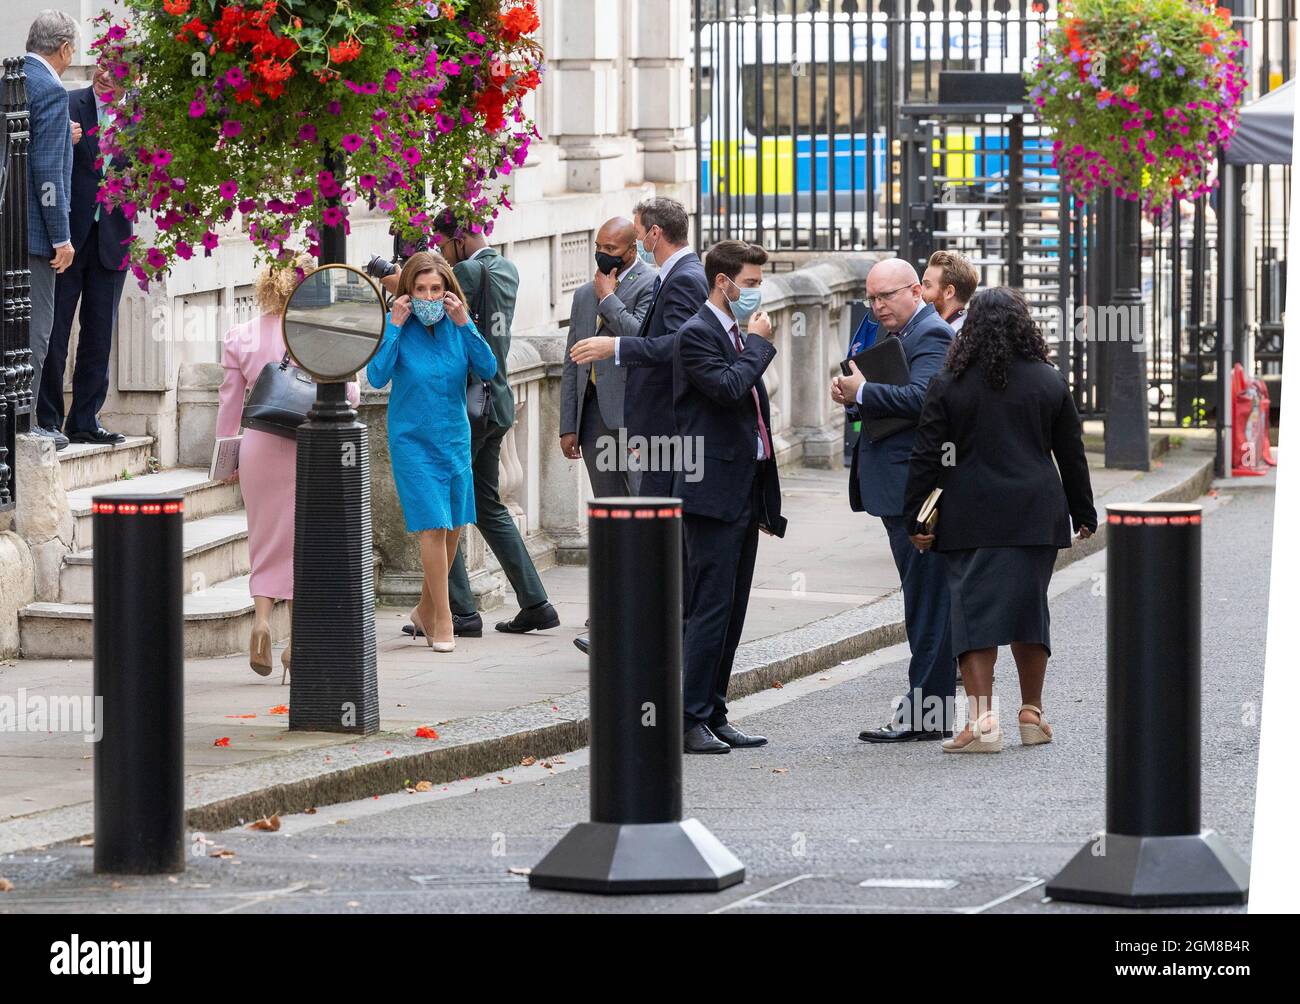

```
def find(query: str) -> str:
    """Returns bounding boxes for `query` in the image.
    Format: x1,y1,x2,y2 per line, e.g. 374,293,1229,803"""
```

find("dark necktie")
731,324,772,460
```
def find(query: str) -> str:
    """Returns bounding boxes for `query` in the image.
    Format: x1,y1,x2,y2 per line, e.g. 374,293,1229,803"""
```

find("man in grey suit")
25,10,80,451
559,217,657,498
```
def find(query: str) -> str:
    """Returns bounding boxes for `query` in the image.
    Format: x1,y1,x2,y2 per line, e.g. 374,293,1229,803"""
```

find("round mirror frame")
281,263,388,382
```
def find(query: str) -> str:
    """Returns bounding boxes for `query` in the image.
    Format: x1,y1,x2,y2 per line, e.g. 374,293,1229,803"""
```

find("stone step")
19,574,290,660
57,436,156,493
66,467,243,551
59,510,251,604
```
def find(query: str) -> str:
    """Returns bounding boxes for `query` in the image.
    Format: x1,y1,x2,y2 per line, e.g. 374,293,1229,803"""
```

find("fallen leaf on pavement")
497,776,512,785
520,756,536,766
305,807,317,814
415,726,439,739
414,780,433,792
209,849,237,859
248,815,281,832
213,737,231,747
771,681,784,689
224,714,256,719
772,767,789,774
78,838,94,847
269,705,289,715
507,867,531,876
551,757,566,764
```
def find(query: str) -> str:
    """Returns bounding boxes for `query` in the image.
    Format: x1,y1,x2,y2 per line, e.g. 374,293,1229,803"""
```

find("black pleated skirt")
943,545,1059,658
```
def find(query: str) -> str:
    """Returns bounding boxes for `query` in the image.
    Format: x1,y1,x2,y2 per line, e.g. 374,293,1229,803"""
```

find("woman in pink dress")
215,261,360,681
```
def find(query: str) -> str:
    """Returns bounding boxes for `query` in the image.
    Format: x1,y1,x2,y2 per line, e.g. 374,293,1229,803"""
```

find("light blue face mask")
410,296,446,327
636,232,659,267
726,276,763,325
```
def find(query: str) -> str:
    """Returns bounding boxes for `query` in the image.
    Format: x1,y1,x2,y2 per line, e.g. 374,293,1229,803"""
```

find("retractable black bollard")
92,495,186,875
529,498,744,894
1046,502,1249,907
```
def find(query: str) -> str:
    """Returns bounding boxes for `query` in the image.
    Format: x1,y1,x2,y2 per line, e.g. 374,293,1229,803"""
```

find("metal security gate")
692,0,1293,437
1,57,33,512
693,0,1059,252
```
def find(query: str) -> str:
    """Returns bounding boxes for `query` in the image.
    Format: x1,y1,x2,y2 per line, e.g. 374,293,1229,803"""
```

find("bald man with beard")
833,259,957,743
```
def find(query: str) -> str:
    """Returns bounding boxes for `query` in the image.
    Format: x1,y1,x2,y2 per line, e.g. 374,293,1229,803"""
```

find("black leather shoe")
573,634,589,654
402,611,483,638
495,602,560,633
67,427,125,445
684,723,730,754
712,721,767,748
858,722,950,743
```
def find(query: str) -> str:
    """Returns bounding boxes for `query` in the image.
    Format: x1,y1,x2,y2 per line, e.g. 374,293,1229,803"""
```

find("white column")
628,0,695,193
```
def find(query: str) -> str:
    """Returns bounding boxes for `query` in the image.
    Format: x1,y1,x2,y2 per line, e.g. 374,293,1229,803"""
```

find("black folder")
840,335,915,443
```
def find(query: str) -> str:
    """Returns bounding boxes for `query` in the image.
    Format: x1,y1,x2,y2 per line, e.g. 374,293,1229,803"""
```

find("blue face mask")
410,297,445,327
726,277,763,325
636,232,658,266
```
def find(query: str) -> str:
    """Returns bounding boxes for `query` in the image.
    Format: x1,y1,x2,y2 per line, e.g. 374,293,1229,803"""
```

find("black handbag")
465,258,495,431
241,351,316,439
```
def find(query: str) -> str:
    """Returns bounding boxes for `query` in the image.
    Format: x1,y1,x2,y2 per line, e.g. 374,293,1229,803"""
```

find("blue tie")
651,276,662,300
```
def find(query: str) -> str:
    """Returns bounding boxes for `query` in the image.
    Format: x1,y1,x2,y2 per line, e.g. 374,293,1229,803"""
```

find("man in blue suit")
570,197,708,497
39,63,132,446
833,259,957,742
24,11,80,450
672,240,785,754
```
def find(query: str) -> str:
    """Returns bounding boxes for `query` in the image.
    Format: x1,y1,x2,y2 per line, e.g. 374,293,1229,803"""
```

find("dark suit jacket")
849,301,953,517
903,357,1099,551
455,247,518,430
672,303,785,535
67,87,132,270
620,250,708,442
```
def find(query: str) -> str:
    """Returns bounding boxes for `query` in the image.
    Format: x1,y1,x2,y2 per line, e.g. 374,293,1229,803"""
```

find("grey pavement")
0,477,1269,914
0,446,1188,845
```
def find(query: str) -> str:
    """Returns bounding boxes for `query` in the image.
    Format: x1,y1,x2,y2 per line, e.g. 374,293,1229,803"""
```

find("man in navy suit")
39,63,132,445
24,11,79,450
833,259,957,742
570,197,708,497
673,240,785,754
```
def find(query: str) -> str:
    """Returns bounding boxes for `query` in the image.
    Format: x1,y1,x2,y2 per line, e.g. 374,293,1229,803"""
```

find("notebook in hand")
209,436,241,482
917,487,942,534
840,335,914,443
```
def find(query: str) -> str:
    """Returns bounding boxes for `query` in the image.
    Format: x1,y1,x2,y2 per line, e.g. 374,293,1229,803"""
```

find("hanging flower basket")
1027,0,1247,217
91,0,544,289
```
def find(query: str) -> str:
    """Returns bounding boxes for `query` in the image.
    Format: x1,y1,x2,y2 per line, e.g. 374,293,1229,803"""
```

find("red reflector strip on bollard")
589,505,681,519
1144,516,1169,525
92,501,185,515
1108,514,1122,524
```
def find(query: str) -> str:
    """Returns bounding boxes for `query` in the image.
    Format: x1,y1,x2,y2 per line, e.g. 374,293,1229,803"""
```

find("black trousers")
681,471,762,729
38,224,127,434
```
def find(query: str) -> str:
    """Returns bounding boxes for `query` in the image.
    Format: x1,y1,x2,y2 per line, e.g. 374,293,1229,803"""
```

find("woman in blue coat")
367,251,497,652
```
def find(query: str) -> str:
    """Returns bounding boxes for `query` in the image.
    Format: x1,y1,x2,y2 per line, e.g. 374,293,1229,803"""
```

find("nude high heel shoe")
281,642,291,686
249,623,273,677
942,710,1003,753
409,610,433,648
1018,704,1053,746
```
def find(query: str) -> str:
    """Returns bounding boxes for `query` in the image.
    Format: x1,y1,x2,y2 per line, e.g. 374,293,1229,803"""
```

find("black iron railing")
2,57,33,512
693,0,1293,432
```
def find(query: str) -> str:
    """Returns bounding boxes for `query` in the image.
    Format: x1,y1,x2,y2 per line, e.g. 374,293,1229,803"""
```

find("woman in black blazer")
904,287,1097,754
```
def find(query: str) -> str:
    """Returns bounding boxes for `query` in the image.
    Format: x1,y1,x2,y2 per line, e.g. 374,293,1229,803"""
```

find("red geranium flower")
329,37,362,63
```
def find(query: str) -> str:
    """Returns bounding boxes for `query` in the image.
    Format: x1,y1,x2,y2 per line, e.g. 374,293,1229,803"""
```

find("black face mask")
594,251,625,276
